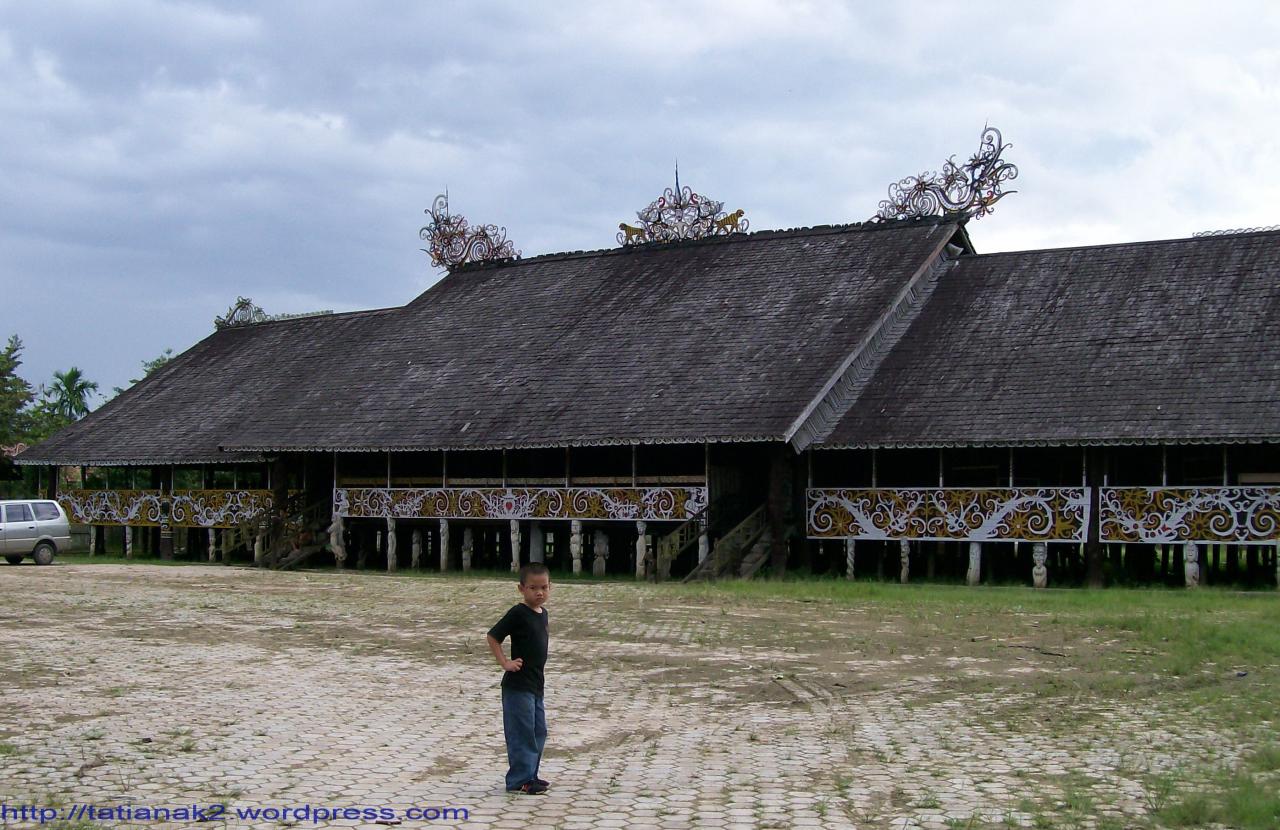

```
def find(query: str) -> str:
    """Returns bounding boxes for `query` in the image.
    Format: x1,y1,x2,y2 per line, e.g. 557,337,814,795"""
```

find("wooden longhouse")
15,161,1280,587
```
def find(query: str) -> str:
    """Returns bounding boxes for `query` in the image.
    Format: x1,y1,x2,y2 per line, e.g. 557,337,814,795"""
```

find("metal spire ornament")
872,126,1019,222
618,165,749,246
215,297,268,329
420,192,519,268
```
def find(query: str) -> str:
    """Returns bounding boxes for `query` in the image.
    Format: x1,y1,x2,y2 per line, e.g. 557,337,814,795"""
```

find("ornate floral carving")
872,126,1018,222
215,297,268,329
806,487,1089,542
334,486,708,522
420,193,518,268
58,489,287,528
1100,487,1280,543
619,172,748,245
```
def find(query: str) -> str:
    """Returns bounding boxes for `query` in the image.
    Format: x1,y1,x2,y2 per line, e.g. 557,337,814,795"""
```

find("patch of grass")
0,741,23,756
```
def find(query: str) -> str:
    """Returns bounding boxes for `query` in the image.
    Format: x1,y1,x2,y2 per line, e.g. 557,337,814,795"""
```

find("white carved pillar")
462,527,474,572
125,527,134,559
845,539,856,580
593,529,609,576
530,522,545,564
411,528,422,569
1184,541,1200,588
386,518,397,572
253,532,263,565
207,528,216,562
570,520,583,574
966,541,982,586
439,519,450,572
329,515,346,569
1032,542,1048,590
509,519,521,572
899,539,910,584
635,521,648,579
698,530,709,564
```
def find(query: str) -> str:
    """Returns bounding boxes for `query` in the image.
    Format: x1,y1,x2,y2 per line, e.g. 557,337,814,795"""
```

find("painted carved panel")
807,487,1090,542
334,487,708,522
57,489,279,528
1100,487,1280,544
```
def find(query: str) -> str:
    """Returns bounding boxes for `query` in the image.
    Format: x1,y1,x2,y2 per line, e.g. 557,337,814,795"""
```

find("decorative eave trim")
812,436,1280,451
784,226,960,452
221,433,786,454
14,455,265,467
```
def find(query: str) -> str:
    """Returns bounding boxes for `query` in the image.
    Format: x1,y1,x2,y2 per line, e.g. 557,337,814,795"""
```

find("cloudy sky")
2,1,1278,402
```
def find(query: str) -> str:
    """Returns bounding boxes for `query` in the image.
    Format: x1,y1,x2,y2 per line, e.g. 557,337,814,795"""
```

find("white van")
1,499,71,565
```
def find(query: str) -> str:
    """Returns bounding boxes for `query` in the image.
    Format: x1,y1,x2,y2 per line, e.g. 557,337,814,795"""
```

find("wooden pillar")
1184,541,1200,588
593,529,609,576
411,528,422,569
570,520,583,574
635,521,647,579
125,526,134,559
462,527,473,572
767,444,793,578
207,528,216,562
1084,447,1104,588
439,519,450,572
899,539,910,584
386,517,397,572
88,525,97,557
329,514,346,569
845,539,856,580
529,522,545,564
221,526,231,565
1032,542,1048,589
966,541,982,586
509,519,521,572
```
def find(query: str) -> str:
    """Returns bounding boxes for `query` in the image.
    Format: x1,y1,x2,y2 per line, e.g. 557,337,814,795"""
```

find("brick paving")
0,565,1237,829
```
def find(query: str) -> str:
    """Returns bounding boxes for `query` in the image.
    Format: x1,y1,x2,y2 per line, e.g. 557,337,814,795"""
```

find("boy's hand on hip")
503,658,523,672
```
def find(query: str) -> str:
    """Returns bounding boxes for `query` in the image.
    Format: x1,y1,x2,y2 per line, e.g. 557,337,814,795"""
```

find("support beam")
125,527,134,559
207,528,216,563
530,522,545,564
329,515,346,569
89,526,97,557
411,528,422,569
593,529,609,576
462,527,474,572
845,539,856,580
439,519,450,572
898,539,910,584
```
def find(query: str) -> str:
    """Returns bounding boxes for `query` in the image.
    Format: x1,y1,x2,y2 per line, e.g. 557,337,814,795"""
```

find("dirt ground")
0,564,1265,829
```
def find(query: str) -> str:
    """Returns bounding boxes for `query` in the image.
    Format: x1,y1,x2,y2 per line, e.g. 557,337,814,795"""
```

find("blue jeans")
501,688,546,790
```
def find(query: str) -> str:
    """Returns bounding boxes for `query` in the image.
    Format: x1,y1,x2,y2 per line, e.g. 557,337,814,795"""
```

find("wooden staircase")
655,504,708,580
682,504,768,582
257,496,331,570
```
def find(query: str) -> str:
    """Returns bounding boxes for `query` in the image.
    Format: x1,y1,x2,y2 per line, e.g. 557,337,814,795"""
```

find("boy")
486,562,551,795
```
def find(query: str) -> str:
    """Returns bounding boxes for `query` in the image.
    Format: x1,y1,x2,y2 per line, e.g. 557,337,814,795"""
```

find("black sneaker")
535,777,550,788
516,781,548,795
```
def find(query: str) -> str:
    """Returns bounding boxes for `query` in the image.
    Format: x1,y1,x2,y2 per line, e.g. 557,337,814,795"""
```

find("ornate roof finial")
420,193,519,268
872,126,1019,222
618,171,749,246
215,297,267,329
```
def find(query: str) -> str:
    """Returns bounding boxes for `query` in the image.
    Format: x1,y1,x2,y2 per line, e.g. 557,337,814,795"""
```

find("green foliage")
0,334,35,447
110,347,173,397
39,366,98,420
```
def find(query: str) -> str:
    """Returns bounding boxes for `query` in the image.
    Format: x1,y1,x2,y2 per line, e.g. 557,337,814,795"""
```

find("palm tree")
43,367,99,420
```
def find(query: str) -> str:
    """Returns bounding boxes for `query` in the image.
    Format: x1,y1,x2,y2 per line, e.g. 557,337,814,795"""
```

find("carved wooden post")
207,528,216,562
386,518,397,572
1184,542,1200,588
845,539,856,579
1032,542,1048,589
898,539,910,583
439,519,450,572
635,521,647,579
221,524,231,565
593,529,609,576
509,519,521,572
89,526,97,557
125,527,134,559
570,520,583,574
462,527,474,572
530,522,545,563
411,528,422,569
328,515,346,569
966,541,982,586
698,527,709,564
253,532,264,565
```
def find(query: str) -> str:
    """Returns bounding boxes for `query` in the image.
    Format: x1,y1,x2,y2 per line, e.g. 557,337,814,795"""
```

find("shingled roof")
18,218,960,464
814,228,1280,449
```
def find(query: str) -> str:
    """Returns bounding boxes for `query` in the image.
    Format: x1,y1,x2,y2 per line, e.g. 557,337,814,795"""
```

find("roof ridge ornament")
420,192,519,268
872,126,1019,222
619,165,749,246
215,297,268,329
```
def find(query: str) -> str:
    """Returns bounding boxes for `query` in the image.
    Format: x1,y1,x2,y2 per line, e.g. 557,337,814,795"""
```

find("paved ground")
0,565,1252,829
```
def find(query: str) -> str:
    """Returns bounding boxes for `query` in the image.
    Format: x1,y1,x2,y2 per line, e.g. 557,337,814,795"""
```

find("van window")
4,504,33,523
33,502,61,521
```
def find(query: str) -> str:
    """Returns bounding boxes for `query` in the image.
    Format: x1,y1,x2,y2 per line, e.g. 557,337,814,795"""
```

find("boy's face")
518,573,551,608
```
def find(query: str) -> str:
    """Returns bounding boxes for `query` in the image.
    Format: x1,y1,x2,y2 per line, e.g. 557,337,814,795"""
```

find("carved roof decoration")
420,193,519,269
214,297,268,329
873,126,1019,222
619,169,748,246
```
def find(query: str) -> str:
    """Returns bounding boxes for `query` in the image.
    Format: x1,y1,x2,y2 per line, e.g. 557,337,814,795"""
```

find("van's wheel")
4,554,22,565
32,543,55,566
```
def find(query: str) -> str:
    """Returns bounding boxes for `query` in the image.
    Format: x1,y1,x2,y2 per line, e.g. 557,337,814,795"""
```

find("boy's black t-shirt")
487,603,549,696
